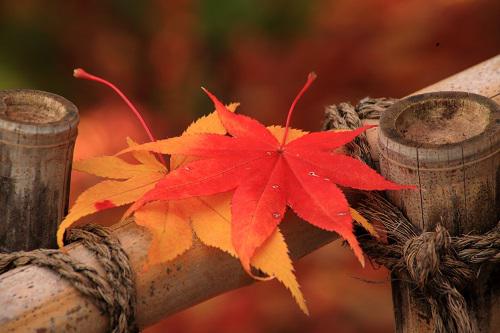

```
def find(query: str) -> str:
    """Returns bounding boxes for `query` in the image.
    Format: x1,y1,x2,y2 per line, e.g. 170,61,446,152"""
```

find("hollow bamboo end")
0,89,79,142
0,89,80,251
379,91,499,166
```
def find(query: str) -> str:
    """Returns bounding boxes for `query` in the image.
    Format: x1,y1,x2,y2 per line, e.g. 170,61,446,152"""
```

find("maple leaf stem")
280,72,317,147
73,68,167,166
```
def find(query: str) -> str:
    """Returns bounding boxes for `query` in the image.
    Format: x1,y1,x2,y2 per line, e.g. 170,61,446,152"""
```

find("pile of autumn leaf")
57,71,409,314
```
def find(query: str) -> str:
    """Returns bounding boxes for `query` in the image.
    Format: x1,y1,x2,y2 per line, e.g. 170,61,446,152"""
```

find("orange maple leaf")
57,69,392,315
57,77,308,312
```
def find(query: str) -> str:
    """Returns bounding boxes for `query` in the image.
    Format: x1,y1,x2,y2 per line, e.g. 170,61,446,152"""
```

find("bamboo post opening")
0,90,79,251
378,92,499,332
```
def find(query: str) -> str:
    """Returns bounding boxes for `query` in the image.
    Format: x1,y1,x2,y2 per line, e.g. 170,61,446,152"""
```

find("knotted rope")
324,97,499,333
0,224,138,333
358,193,499,333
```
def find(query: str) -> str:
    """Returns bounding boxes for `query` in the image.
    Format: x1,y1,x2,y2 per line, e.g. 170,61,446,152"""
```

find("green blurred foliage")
199,0,314,45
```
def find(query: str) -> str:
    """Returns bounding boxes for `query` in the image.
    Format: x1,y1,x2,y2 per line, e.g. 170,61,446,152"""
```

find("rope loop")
403,224,451,288
65,224,138,333
0,224,138,333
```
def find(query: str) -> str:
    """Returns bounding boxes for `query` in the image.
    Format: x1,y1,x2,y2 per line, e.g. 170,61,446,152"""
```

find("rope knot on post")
358,194,499,333
403,224,452,288
325,96,499,333
399,224,479,333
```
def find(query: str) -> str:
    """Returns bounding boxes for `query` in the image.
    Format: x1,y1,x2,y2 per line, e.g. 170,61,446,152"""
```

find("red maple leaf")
126,73,412,271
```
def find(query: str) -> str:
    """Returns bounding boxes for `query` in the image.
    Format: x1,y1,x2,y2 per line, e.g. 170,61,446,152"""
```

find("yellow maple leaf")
189,192,308,314
126,137,166,170
134,201,193,267
73,155,160,179
56,138,167,247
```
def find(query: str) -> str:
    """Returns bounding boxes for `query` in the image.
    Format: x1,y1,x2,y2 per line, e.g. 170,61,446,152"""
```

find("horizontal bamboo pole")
0,55,498,333
0,216,336,332
363,54,500,161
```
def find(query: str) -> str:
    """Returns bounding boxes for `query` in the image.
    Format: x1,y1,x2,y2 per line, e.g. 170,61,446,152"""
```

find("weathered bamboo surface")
0,90,79,251
379,91,499,332
380,91,498,233
0,55,499,332
0,217,336,332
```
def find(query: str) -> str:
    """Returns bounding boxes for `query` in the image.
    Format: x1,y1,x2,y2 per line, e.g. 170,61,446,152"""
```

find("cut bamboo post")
0,55,498,332
0,90,79,251
378,92,499,332
363,55,500,161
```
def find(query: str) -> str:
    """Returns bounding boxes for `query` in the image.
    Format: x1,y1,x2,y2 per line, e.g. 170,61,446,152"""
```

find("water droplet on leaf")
308,171,318,177
271,184,280,190
323,177,330,181
337,211,349,216
272,212,281,219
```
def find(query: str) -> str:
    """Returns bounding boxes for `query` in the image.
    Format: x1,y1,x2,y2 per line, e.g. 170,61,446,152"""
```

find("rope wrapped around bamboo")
0,225,138,333
324,97,499,333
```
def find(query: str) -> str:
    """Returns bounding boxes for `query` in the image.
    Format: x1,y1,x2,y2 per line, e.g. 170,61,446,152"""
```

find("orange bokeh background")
1,1,498,332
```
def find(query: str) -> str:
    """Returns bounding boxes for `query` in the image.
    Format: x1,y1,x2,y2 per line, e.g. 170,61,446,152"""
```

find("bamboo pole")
0,55,498,332
363,55,500,161
379,91,499,332
0,90,79,252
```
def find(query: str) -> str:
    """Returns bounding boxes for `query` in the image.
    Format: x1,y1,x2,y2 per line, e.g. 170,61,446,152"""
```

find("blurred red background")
0,0,498,332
